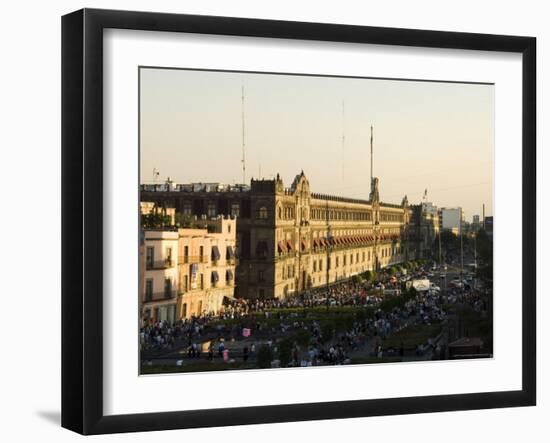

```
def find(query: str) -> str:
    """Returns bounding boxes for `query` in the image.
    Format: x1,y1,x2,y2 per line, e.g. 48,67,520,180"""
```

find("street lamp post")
438,229,446,298
474,232,477,291
460,215,464,298
325,200,332,311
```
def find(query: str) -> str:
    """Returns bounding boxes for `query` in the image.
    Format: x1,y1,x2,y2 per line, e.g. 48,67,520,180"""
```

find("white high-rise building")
439,207,464,234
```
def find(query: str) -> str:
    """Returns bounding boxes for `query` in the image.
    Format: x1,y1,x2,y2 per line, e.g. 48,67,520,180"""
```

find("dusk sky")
140,67,494,221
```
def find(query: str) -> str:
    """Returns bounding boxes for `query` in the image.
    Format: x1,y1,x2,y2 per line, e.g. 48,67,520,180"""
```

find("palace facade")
141,171,420,301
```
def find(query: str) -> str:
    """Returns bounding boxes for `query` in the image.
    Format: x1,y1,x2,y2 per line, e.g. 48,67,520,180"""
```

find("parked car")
450,279,464,288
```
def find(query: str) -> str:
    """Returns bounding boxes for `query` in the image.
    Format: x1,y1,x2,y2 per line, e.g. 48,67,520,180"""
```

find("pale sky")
140,67,494,221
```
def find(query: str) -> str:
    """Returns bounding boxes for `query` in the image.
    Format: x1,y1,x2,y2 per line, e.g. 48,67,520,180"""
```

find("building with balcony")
141,230,179,324
142,171,419,300
177,216,237,319
140,217,237,323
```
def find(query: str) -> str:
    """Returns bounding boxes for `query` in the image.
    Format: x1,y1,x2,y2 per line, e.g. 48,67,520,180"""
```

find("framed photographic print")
61,8,536,435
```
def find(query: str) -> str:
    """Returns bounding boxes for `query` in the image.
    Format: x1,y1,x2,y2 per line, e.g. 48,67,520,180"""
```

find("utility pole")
474,232,477,290
438,228,442,269
341,101,345,181
370,124,374,187
460,212,464,297
241,85,246,185
438,228,446,298
460,214,464,274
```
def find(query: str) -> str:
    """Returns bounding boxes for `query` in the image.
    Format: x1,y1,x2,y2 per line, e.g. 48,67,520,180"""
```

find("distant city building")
410,202,440,258
422,202,439,217
472,214,481,232
484,216,493,238
439,207,464,234
141,171,423,299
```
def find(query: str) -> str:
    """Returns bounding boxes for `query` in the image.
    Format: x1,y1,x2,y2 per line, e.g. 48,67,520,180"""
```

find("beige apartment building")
140,216,237,323
142,230,179,324
177,217,237,319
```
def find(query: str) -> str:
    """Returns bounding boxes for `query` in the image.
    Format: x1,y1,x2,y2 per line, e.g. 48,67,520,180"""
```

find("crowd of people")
141,263,492,368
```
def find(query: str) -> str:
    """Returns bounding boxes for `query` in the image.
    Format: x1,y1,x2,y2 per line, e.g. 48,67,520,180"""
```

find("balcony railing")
178,255,208,264
146,259,174,270
143,290,177,302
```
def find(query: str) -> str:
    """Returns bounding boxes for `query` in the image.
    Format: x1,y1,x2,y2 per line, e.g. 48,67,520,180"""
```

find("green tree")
379,288,416,312
141,212,171,228
175,213,198,228
363,270,377,282
355,308,374,323
320,323,335,343
475,229,493,283
277,339,293,367
440,230,459,250
257,345,274,369
294,329,312,348
476,229,493,263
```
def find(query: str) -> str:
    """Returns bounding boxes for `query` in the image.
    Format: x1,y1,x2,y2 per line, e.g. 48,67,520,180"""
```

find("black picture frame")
61,8,536,435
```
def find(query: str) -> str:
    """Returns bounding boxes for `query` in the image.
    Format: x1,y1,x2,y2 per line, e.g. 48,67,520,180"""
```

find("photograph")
138,67,494,375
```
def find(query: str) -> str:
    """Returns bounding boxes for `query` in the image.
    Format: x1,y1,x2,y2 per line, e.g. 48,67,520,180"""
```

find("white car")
451,280,464,288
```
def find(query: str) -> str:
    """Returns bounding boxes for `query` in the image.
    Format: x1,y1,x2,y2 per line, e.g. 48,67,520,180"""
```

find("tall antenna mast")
241,84,246,185
341,101,345,181
370,124,374,186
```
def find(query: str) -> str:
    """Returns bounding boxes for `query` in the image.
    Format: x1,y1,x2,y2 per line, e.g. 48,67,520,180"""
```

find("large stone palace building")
141,171,423,300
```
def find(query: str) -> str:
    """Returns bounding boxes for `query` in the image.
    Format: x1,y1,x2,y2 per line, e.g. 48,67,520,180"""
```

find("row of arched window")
310,208,373,222
380,212,404,222
276,206,375,222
